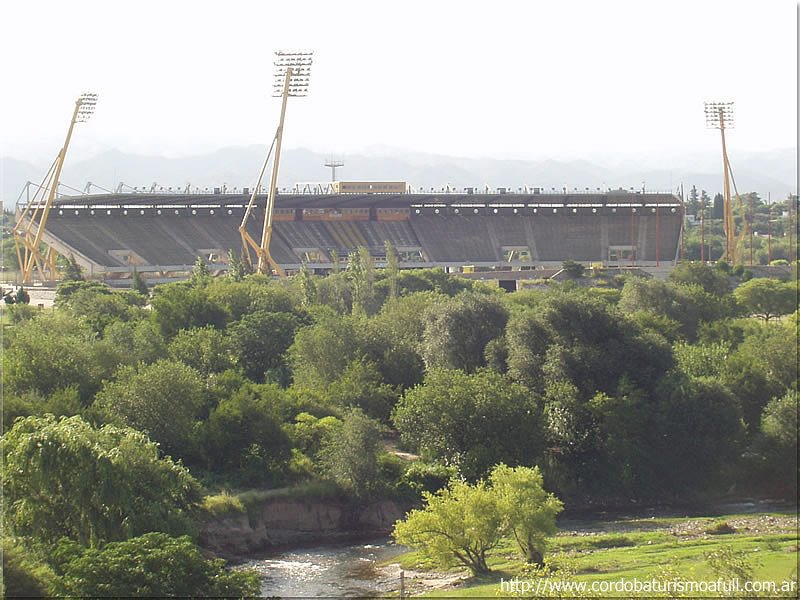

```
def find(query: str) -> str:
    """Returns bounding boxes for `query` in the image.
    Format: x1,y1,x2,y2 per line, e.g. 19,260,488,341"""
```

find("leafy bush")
56,533,260,597
705,521,737,535
6,303,38,323
561,260,585,276
200,492,246,518
200,383,292,485
401,461,457,496
1,537,56,597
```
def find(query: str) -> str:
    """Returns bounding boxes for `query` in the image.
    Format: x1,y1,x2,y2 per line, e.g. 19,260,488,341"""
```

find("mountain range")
2,146,795,207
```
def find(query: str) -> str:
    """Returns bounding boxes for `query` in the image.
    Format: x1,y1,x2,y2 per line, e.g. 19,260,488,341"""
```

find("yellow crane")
14,93,98,283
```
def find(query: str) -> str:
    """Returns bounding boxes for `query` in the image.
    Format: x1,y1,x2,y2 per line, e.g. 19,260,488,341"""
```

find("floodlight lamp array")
272,51,313,97
272,53,311,96
704,101,734,129
274,50,313,64
76,92,99,122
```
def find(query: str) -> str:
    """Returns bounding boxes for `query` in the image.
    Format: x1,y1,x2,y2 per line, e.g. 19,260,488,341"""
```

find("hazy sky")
2,0,796,165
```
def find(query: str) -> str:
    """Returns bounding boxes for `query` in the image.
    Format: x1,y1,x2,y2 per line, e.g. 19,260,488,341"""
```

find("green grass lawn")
389,511,798,598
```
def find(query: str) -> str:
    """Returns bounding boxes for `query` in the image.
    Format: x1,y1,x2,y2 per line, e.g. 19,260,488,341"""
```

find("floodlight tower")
704,101,738,264
14,93,98,283
240,51,312,276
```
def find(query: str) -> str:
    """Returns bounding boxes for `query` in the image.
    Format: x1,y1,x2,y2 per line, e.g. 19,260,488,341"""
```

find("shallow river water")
240,538,408,597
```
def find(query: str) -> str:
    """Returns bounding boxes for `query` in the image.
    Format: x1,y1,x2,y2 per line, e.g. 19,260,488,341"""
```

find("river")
238,499,795,597
240,537,408,597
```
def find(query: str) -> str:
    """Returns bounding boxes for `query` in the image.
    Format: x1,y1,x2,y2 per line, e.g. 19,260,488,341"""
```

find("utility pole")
325,158,344,182
749,193,754,266
789,193,795,263
767,192,772,264
700,191,706,262
680,183,686,260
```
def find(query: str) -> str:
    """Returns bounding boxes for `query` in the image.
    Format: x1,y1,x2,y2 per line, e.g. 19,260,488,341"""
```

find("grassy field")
389,511,798,597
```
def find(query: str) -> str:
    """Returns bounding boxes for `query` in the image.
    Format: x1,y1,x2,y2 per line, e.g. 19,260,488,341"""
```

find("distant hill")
1,146,795,206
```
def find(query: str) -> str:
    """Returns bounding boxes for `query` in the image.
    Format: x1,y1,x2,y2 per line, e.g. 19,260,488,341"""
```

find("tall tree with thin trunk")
385,241,399,303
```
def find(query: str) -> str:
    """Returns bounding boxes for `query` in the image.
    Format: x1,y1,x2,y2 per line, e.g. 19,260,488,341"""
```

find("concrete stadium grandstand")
35,183,683,278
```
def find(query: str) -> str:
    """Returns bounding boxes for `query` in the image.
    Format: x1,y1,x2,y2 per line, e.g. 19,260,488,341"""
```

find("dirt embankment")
199,498,405,558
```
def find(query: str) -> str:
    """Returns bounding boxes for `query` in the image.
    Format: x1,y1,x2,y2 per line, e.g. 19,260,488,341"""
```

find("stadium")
12,87,683,286
36,184,683,281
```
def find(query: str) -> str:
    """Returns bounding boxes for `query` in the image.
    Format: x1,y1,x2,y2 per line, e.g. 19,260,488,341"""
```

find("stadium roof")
49,191,680,210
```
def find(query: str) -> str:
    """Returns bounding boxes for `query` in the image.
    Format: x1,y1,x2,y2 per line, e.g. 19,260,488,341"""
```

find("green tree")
733,277,796,321
326,359,398,422
393,472,514,575
561,260,585,277
505,311,552,391
1,537,56,597
674,341,731,379
393,268,474,296
704,544,758,585
200,383,292,484
58,285,143,335
288,313,362,389
369,291,445,387
3,387,82,431
299,260,317,307
653,376,745,494
62,255,84,281
421,292,508,373
2,415,200,547
761,390,798,448
385,240,399,303
226,249,247,281
318,408,382,500
619,278,733,341
54,279,110,306
4,303,38,323
393,369,543,480
15,285,30,304
150,282,227,338
757,391,798,494
131,266,149,296
103,318,167,366
229,310,299,383
669,261,730,296
191,256,210,283
206,277,297,320
316,271,352,314
490,464,563,565
57,533,260,597
1,234,20,271
687,184,699,216
507,293,673,397
167,326,233,377
3,312,112,402
347,246,375,315
719,322,797,432
288,412,342,460
93,360,206,458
